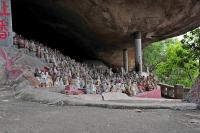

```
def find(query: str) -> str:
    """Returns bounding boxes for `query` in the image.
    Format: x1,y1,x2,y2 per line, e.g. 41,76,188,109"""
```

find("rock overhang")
11,0,200,68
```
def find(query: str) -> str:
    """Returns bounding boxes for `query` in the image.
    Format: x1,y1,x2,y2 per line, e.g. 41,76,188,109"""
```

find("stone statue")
64,74,69,86
59,77,64,86
80,77,85,89
90,82,96,94
47,74,53,87
54,76,60,87
72,76,81,89
52,55,57,66
40,71,47,87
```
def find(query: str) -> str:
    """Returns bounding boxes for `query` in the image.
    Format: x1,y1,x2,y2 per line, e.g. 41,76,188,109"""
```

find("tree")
181,28,200,73
143,39,173,72
144,38,199,87
155,40,198,87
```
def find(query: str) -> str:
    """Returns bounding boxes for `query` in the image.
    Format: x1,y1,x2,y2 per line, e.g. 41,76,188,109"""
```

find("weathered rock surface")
12,0,200,68
102,92,132,101
186,75,200,105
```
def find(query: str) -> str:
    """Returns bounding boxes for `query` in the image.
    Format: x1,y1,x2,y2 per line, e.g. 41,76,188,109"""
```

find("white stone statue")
110,83,117,92
109,68,113,76
64,75,69,86
131,82,138,96
52,55,57,66
120,83,126,92
116,82,122,92
53,67,58,75
72,76,81,89
85,83,91,94
106,81,111,92
59,77,64,86
86,78,96,94
91,83,96,94
54,77,60,87
40,72,47,87
80,78,85,89
68,70,72,77
102,81,107,92
147,67,149,73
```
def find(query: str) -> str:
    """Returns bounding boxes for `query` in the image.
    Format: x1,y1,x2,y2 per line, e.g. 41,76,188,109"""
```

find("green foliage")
144,38,199,87
143,39,172,72
181,27,200,73
156,40,198,87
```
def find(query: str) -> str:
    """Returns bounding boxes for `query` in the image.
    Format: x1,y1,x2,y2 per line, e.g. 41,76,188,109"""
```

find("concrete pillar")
123,49,128,72
133,32,142,73
0,0,13,47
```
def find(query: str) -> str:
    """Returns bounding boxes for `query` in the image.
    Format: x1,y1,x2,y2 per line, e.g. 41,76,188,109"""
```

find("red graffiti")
0,48,23,80
0,0,10,16
0,19,8,40
0,31,7,39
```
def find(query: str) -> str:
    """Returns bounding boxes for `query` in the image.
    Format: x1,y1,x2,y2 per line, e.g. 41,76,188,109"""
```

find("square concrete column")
123,49,128,73
133,32,142,73
0,0,13,47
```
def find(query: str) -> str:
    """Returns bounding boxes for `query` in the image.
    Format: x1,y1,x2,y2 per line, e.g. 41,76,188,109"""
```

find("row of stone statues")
13,34,159,96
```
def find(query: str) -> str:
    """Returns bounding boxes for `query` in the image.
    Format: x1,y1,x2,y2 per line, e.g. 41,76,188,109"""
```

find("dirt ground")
0,86,200,133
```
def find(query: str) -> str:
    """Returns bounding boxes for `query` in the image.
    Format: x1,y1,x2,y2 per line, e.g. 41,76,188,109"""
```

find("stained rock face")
11,0,200,69
186,76,200,104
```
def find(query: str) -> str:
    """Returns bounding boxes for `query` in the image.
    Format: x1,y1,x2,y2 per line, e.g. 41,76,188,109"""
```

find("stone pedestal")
174,84,184,99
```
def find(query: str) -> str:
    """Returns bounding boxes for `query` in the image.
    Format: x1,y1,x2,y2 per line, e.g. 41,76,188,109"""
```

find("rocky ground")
0,85,200,133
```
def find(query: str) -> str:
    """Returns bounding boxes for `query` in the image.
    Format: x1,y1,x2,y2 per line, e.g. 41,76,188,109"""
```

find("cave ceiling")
11,0,200,67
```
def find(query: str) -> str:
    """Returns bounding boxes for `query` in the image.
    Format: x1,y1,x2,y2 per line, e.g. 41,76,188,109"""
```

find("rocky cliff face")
186,75,200,104
11,0,200,69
